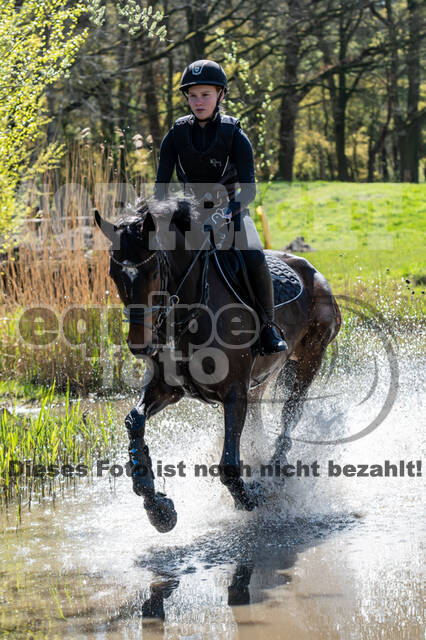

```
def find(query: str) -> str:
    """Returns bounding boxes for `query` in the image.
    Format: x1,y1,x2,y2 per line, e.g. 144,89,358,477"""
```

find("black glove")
204,207,233,233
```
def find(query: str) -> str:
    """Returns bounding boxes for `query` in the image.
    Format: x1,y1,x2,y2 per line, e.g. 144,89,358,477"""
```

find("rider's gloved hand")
203,206,232,233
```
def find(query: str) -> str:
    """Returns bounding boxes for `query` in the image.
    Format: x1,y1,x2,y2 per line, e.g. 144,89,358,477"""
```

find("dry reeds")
0,143,143,393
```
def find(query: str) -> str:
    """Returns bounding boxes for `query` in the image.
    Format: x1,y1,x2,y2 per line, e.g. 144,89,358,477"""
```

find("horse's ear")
142,210,156,233
94,209,118,242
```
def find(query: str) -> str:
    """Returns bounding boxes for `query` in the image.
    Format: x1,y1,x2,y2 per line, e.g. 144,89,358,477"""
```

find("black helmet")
179,60,228,94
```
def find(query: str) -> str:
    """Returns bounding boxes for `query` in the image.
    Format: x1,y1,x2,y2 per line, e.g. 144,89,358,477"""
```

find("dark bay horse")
95,199,341,532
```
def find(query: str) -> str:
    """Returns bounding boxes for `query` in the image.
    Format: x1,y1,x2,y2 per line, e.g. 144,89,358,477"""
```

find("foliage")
2,0,420,202
0,383,120,506
0,0,89,240
215,28,275,180
0,0,167,243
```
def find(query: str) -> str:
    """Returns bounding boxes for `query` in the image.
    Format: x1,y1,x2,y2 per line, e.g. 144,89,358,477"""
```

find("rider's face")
187,85,223,120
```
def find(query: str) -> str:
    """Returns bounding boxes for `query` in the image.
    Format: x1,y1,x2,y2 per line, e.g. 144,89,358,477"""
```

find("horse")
95,198,341,533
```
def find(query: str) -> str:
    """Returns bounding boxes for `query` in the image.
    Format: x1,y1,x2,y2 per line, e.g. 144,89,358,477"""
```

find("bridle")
113,235,213,340
112,208,231,344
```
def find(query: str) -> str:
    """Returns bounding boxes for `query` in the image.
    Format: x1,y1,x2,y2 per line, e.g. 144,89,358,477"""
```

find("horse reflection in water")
110,516,353,627
95,198,341,533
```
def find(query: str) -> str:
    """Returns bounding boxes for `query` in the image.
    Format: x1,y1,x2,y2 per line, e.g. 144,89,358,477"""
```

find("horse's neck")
165,227,202,303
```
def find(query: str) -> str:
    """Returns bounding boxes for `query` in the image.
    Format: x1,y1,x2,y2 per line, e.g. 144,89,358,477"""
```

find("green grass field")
255,182,425,310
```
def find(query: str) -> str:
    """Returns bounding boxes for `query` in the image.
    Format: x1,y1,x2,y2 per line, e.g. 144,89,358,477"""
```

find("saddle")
214,249,303,311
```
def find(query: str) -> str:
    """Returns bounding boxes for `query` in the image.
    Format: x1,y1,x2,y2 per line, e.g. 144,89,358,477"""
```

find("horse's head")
95,205,163,357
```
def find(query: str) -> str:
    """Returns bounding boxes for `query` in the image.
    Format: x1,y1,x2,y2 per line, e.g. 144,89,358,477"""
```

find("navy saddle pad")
266,254,303,308
215,249,303,308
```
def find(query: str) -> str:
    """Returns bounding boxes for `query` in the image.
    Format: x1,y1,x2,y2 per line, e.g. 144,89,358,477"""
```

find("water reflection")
111,515,353,631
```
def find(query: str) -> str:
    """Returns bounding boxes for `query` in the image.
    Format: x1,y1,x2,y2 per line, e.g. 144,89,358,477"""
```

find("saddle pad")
216,250,303,309
265,254,303,308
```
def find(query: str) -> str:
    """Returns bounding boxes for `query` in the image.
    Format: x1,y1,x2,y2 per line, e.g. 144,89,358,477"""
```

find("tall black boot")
249,258,288,355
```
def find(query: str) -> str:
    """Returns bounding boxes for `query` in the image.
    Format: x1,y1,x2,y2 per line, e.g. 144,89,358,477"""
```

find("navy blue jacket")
154,112,256,215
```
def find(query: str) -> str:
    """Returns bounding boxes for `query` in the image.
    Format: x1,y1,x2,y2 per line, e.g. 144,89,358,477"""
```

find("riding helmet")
179,60,228,94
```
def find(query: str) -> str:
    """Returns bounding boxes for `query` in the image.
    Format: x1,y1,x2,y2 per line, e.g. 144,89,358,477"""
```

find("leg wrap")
125,408,154,494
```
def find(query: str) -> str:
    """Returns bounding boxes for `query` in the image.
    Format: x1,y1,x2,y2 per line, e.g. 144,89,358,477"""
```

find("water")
0,338,424,639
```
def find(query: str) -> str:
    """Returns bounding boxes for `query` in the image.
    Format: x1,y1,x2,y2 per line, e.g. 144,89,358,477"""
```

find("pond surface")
1,347,424,639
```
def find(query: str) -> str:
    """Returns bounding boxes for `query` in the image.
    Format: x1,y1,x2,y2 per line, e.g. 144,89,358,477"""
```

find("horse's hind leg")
270,359,303,464
125,366,183,533
271,329,334,465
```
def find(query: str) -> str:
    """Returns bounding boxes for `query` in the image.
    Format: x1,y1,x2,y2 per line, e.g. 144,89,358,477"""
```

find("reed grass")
0,143,136,393
0,383,121,511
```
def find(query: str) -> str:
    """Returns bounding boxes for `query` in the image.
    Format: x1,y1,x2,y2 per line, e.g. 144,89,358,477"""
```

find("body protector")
173,114,240,207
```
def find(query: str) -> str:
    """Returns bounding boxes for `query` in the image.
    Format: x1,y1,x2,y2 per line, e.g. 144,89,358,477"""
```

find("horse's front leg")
219,385,258,511
125,376,183,533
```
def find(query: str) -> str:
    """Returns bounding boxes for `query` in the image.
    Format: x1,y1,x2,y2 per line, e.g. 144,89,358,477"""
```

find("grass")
256,182,426,308
0,379,66,403
0,383,121,511
0,305,133,395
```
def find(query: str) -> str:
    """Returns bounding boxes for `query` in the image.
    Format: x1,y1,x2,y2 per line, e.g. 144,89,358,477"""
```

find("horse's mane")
115,197,201,238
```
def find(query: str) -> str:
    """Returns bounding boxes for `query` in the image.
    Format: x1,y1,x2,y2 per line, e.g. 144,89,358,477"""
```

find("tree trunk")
144,60,162,153
166,55,174,130
277,0,302,181
277,91,298,180
322,87,334,180
381,145,389,181
367,129,375,182
185,3,207,59
334,9,349,181
163,0,174,130
386,0,407,181
117,28,131,182
367,97,391,182
318,16,350,181
405,0,420,182
97,77,116,144
334,86,349,180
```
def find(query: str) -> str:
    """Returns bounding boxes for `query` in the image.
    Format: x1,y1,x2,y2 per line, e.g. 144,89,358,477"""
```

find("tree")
0,0,89,238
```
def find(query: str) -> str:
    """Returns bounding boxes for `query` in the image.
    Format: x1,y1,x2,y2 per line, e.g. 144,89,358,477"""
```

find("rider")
154,59,287,354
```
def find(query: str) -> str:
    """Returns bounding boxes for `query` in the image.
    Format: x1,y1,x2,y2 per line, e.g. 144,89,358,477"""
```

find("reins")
119,208,232,339
121,235,214,337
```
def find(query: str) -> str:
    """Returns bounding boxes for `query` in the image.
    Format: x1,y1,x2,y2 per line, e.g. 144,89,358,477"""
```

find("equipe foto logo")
259,296,400,446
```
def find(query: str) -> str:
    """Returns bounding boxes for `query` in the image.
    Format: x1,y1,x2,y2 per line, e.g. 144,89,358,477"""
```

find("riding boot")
249,258,288,355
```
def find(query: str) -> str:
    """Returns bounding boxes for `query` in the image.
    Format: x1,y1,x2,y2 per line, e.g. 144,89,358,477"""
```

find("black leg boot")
249,258,288,355
125,408,155,498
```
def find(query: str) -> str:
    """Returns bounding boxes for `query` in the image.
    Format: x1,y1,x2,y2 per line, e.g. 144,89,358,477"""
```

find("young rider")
154,59,287,354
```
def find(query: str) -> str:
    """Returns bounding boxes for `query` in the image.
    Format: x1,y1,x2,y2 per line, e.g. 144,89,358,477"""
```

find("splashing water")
0,324,424,639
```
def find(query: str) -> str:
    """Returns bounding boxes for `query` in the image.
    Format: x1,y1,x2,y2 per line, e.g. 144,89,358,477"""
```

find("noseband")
111,249,171,331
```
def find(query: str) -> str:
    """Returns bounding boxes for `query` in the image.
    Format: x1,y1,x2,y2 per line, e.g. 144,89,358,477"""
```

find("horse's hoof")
234,481,264,511
144,492,177,533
